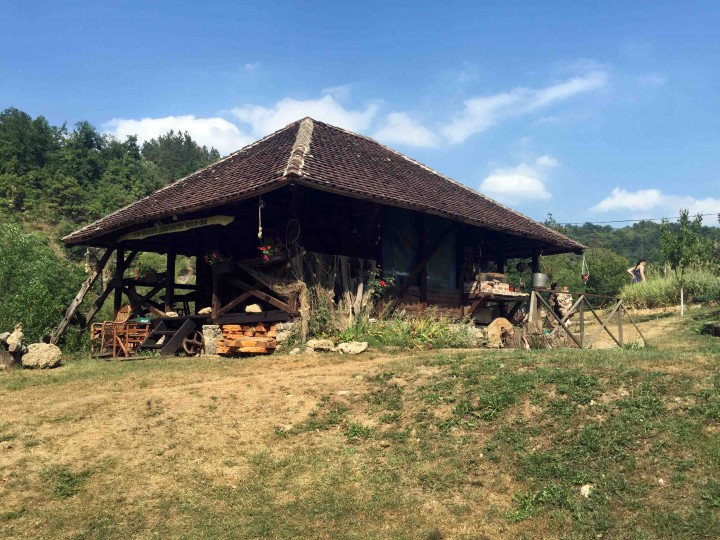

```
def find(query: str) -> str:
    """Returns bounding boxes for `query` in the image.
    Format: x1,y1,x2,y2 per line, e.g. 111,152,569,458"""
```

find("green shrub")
621,265,720,309
349,309,474,349
0,222,85,342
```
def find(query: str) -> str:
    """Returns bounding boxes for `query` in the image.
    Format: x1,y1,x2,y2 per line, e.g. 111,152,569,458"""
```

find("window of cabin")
381,207,419,286
426,215,457,290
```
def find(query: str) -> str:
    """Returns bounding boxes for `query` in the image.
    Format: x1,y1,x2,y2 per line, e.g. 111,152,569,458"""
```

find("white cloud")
231,95,378,138
373,112,439,148
536,155,559,168
244,62,260,72
104,115,252,156
441,71,607,144
591,188,720,221
480,162,552,205
637,72,667,86
321,84,352,101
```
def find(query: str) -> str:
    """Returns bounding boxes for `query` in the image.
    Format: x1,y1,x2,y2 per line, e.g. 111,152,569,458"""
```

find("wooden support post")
114,247,125,319
579,299,585,347
529,290,537,323
617,303,624,346
418,213,427,313
495,236,505,274
531,244,540,273
211,272,221,319
165,246,176,313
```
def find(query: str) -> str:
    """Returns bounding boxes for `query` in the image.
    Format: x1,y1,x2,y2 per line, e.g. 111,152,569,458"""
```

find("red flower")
379,280,386,287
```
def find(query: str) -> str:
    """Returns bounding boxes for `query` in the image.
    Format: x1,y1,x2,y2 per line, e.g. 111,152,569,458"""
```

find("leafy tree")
661,209,706,314
584,247,629,297
142,130,220,184
0,222,85,342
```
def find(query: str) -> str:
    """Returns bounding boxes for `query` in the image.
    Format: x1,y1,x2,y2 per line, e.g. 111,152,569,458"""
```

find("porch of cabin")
57,184,551,355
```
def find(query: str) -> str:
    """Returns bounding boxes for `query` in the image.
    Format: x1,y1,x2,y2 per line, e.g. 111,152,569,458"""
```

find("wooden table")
464,291,530,320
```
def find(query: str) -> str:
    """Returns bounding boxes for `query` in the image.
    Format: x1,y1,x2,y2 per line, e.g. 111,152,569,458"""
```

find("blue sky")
2,0,719,225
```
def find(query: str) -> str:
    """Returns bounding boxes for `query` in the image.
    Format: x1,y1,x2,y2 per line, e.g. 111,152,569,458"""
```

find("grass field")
2,308,720,539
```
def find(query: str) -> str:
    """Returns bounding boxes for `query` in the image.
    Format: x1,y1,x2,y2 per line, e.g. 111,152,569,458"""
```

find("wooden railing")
528,288,647,349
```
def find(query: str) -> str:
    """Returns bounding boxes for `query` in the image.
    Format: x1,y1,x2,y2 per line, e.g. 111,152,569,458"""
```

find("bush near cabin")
0,221,85,343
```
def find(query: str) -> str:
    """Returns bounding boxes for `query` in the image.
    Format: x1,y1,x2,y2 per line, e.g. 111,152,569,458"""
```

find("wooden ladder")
138,318,197,356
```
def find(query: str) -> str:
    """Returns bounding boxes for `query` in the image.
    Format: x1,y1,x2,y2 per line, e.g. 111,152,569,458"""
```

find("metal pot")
531,272,549,288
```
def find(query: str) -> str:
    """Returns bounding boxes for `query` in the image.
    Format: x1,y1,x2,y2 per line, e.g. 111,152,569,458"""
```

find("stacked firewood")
216,323,279,355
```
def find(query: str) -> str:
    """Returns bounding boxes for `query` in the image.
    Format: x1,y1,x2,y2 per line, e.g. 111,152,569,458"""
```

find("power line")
558,212,720,226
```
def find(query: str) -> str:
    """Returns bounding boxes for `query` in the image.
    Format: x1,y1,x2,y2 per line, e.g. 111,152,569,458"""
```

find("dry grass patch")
1,310,719,538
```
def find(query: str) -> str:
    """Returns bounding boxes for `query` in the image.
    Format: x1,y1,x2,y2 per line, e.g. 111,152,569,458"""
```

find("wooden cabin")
58,118,583,354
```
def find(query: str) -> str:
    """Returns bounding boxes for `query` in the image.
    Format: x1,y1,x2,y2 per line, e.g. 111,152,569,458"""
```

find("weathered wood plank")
51,248,114,344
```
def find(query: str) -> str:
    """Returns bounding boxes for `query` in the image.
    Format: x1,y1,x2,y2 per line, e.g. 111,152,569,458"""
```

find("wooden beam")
585,300,623,349
495,235,505,274
85,282,115,326
211,272,221,319
531,244,540,273
124,250,138,269
123,287,166,317
51,248,114,344
217,291,253,317
165,246,176,313
224,277,293,313
583,300,623,348
114,247,125,318
535,293,583,348
419,213,428,312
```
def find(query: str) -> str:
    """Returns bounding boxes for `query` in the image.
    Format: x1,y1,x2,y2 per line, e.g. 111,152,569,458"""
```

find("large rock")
486,318,514,349
21,343,62,369
337,341,368,355
306,339,335,351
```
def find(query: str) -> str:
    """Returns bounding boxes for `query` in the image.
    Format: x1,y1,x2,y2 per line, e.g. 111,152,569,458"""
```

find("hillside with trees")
0,106,717,342
0,107,219,241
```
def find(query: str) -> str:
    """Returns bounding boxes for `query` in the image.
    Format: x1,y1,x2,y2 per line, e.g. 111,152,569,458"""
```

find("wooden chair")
91,305,149,358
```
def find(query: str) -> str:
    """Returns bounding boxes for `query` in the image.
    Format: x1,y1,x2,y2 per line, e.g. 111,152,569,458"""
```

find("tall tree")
142,130,220,184
660,209,705,315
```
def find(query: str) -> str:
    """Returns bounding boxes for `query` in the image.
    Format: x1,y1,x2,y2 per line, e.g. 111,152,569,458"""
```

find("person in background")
627,259,647,284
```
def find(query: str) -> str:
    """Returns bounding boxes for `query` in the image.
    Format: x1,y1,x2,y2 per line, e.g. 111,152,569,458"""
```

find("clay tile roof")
63,117,583,253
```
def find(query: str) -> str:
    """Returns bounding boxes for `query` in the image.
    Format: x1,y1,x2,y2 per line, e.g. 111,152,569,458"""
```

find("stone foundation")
202,325,222,355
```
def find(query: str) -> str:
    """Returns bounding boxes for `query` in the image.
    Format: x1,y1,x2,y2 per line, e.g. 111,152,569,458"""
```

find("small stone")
658,478,665,485
337,390,350,396
21,343,62,369
164,311,179,317
306,339,335,351
289,347,301,355
336,341,368,355
580,484,593,498
198,306,212,315
244,304,262,313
